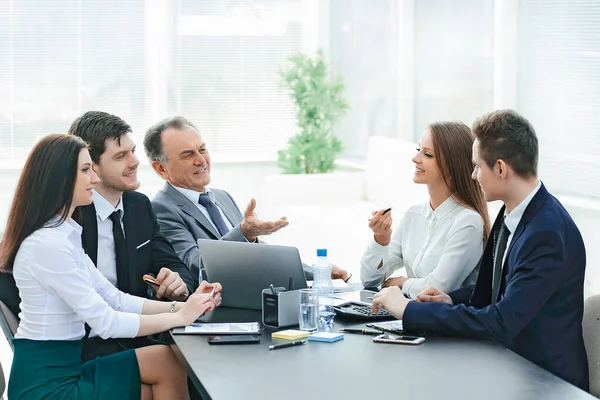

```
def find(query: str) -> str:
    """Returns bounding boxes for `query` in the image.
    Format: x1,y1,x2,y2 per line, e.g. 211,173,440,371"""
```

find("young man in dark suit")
68,111,220,362
372,109,589,391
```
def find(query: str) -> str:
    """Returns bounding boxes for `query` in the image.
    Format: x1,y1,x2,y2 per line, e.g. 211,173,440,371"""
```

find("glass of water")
299,288,319,332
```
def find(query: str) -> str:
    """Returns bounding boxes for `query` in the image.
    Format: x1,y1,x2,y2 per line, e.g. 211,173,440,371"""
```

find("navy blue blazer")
403,184,589,391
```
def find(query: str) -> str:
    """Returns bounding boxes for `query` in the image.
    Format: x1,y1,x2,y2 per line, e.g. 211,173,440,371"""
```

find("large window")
0,0,315,166
0,0,146,168
328,0,400,159
1,0,600,201
517,0,600,199
167,0,310,159
414,0,495,140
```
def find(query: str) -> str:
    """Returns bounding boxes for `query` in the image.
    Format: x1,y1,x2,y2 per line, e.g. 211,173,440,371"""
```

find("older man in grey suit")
144,116,350,287
143,116,290,287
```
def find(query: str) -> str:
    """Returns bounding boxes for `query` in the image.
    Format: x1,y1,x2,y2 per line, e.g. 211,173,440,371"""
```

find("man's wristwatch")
170,301,177,313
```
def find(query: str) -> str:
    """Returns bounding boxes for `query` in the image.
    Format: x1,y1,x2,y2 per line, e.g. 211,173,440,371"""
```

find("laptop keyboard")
334,301,395,320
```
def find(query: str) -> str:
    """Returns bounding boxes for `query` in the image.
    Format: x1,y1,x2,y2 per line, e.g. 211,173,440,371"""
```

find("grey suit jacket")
152,182,314,286
152,183,250,287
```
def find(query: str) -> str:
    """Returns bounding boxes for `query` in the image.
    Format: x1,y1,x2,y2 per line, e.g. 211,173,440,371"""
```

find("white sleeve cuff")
118,312,141,338
366,237,390,255
402,279,415,298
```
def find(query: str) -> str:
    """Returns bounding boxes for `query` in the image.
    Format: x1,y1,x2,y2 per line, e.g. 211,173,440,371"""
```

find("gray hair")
143,116,198,163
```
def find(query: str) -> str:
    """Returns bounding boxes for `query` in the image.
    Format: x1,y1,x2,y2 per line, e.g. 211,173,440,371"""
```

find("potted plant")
277,50,349,174
262,50,365,215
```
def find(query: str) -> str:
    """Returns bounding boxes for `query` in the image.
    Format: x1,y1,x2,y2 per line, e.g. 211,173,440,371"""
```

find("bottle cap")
317,249,327,257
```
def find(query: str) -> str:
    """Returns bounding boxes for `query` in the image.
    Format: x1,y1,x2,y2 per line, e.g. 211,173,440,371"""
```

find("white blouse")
13,217,144,341
360,196,485,298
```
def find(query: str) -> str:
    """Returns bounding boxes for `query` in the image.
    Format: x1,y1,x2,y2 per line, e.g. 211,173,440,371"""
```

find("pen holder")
262,288,301,329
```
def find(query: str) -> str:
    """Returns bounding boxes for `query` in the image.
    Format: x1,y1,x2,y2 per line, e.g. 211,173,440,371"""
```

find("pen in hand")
269,340,307,351
340,328,382,335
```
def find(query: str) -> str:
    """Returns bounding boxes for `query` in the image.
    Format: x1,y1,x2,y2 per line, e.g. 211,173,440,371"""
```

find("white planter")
262,170,366,211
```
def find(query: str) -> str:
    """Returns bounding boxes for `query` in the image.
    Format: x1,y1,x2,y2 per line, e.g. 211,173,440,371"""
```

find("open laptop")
197,239,308,310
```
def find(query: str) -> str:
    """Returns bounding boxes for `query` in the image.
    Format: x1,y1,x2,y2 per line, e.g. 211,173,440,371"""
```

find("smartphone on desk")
373,333,425,345
207,335,261,345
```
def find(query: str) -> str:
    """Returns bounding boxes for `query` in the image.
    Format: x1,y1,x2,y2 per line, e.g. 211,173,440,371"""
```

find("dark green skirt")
9,338,141,400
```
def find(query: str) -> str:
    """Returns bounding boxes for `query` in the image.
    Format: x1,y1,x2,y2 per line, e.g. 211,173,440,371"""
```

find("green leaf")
278,50,349,174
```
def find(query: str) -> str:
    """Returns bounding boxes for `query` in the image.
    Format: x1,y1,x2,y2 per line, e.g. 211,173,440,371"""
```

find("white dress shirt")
360,196,485,298
172,184,234,232
500,181,541,265
13,217,144,341
93,190,124,287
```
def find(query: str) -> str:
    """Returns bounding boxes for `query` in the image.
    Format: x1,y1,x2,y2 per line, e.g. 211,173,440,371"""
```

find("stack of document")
174,322,261,335
306,279,355,293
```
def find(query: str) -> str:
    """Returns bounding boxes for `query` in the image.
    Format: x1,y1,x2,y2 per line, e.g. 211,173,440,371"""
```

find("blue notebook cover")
308,332,344,343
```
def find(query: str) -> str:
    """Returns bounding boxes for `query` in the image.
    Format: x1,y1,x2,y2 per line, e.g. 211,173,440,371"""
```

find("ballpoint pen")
269,340,307,350
340,328,382,335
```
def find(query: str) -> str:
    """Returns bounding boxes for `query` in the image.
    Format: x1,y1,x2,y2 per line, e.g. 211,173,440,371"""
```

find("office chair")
0,301,17,352
0,359,5,400
583,294,600,398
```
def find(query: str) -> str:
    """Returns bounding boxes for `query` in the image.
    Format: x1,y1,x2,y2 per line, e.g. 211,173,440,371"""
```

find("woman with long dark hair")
0,134,219,400
360,122,490,298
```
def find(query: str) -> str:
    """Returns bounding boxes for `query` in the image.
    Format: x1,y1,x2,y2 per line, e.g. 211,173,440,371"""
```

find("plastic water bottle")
312,249,335,325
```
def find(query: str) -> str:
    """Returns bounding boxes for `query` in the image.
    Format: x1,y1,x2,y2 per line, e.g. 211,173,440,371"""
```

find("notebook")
271,330,310,340
308,332,344,343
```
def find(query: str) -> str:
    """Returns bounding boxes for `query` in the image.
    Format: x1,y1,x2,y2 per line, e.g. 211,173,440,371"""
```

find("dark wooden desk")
171,307,594,400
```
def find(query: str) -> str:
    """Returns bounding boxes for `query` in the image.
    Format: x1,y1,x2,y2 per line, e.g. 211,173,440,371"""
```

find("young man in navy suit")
372,109,589,391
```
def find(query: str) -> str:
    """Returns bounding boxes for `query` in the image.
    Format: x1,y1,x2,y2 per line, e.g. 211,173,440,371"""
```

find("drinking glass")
298,288,319,332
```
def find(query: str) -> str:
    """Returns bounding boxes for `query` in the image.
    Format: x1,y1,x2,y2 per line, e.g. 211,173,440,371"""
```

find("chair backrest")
0,301,18,351
583,294,600,397
0,359,5,399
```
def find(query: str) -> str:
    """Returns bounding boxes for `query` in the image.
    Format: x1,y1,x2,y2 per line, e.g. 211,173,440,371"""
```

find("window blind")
413,0,495,140
0,0,312,167
0,0,146,168
328,0,400,159
167,0,307,159
517,0,600,198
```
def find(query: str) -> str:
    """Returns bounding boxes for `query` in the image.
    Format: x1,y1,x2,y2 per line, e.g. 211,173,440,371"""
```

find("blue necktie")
198,193,230,236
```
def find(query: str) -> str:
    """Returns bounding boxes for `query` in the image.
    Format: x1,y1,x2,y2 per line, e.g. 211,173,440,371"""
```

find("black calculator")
333,301,395,321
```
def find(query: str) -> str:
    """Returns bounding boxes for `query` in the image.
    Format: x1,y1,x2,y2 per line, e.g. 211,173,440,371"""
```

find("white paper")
183,322,260,334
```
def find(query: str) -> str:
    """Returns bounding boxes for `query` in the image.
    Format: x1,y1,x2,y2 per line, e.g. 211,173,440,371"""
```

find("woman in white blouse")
360,122,490,299
0,134,220,400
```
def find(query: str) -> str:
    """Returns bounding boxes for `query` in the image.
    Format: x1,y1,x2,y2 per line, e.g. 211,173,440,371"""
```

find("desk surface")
171,307,594,400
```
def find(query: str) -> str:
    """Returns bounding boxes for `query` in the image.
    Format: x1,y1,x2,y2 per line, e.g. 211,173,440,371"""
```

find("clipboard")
172,322,261,335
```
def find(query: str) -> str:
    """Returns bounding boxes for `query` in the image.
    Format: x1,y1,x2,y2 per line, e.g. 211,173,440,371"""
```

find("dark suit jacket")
79,190,195,298
78,191,196,361
403,184,589,391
